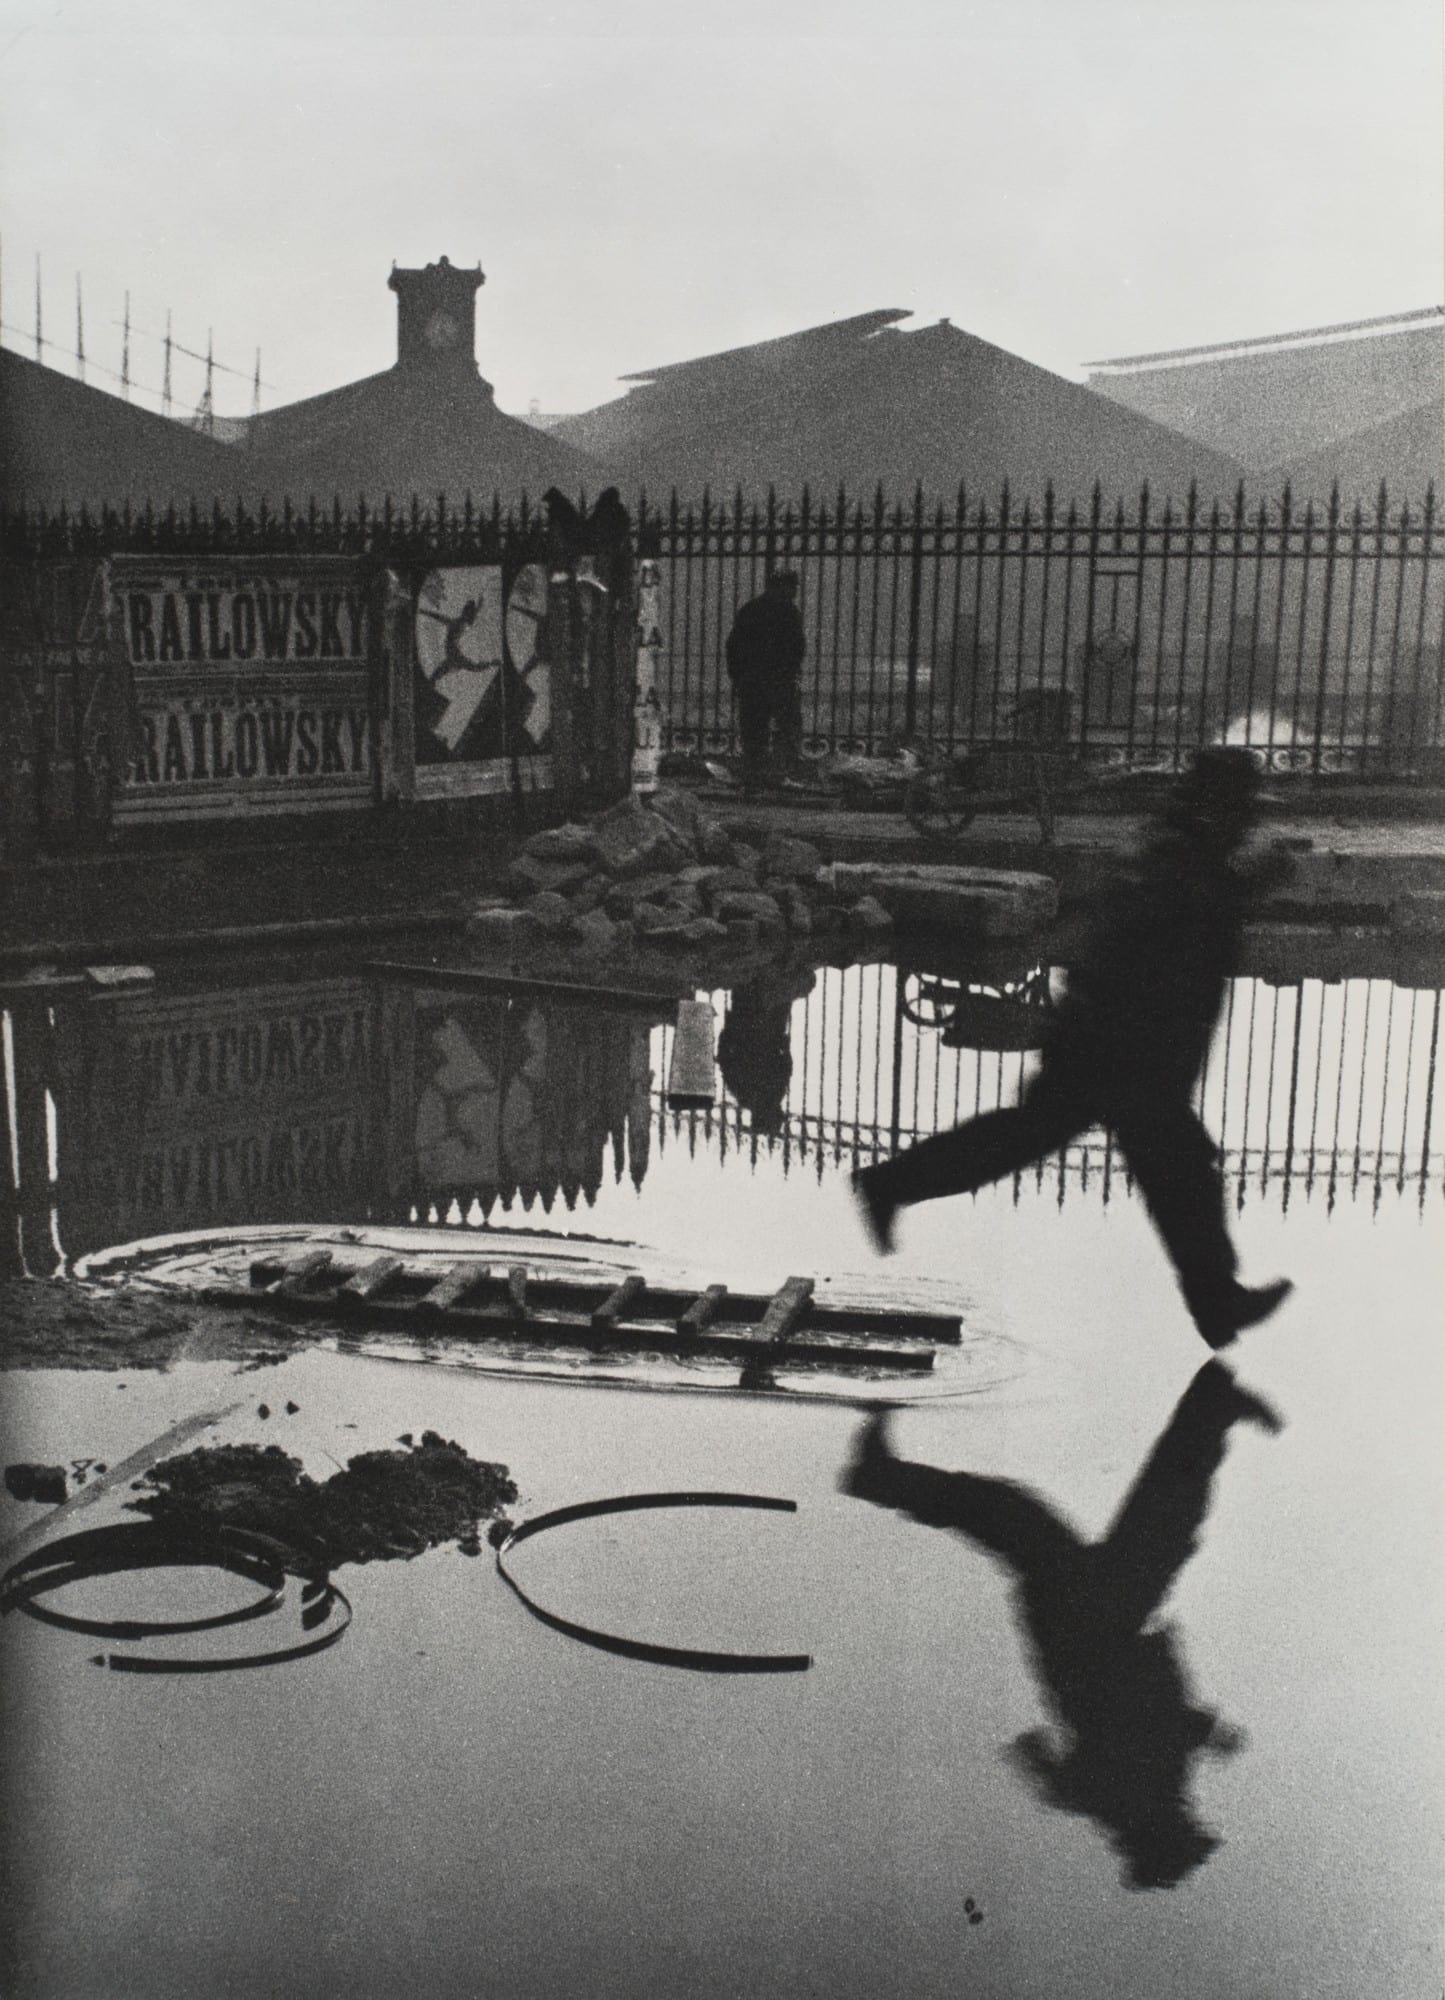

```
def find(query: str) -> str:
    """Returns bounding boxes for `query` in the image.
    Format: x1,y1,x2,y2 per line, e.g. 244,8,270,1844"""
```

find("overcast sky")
1,0,1440,421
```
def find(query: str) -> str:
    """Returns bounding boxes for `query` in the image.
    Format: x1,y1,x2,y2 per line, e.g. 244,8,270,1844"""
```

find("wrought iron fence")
641,483,1445,776
7,482,1445,781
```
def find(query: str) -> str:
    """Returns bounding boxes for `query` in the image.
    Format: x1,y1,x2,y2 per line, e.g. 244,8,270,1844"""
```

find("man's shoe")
1194,1277,1293,1350
1223,1378,1285,1434
852,1169,898,1256
1191,1360,1285,1434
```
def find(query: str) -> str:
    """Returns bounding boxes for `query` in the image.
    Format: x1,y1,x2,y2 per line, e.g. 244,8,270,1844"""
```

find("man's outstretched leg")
842,1409,1080,1571
1113,1100,1291,1348
854,1069,1092,1254
1095,1359,1282,1633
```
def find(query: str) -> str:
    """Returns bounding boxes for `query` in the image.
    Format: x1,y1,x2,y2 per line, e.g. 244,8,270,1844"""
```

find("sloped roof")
1088,313,1444,470
619,309,912,384
552,312,1243,505
0,346,602,517
1260,398,1445,508
241,364,600,508
0,348,240,509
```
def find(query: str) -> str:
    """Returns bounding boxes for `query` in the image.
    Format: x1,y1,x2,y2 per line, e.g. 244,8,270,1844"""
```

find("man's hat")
766,569,800,590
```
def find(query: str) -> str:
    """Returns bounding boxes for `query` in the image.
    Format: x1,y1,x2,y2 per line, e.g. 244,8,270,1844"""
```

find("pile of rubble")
467,788,893,963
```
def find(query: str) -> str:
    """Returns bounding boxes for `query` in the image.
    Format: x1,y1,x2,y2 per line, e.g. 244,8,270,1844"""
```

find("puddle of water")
2,951,1442,1997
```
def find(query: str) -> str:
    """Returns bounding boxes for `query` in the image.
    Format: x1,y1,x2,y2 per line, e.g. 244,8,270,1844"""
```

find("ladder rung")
756,1276,814,1345
342,1254,405,1301
591,1275,646,1330
270,1249,332,1297
676,1284,727,1337
421,1262,489,1313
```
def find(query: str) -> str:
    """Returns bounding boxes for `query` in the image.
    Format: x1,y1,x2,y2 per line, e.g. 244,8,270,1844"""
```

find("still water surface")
2,956,1442,1998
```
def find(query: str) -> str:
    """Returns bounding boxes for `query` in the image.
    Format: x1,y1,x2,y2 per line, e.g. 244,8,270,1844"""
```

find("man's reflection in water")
717,975,812,1138
843,1361,1282,1888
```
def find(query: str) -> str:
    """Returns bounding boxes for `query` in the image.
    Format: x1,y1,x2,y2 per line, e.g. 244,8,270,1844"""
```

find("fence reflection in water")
2,960,1441,1280
656,967,1445,1214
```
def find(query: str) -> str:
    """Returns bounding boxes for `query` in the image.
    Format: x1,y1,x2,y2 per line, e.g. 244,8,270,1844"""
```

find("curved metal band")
1,1523,289,1637
496,1491,812,1674
2,1523,352,1674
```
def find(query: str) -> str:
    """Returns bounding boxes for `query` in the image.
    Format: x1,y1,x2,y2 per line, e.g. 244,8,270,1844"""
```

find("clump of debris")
127,1432,518,1570
467,785,893,972
4,1462,69,1506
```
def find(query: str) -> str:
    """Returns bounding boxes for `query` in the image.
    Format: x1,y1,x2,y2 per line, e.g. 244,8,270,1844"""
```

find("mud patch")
4,1461,69,1506
0,1278,314,1374
126,1433,518,1569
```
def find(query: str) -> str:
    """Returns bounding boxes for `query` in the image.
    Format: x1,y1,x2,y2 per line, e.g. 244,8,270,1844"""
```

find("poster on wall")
410,563,552,800
109,555,377,821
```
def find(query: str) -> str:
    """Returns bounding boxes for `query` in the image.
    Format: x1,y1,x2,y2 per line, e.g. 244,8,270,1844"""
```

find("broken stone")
675,916,729,946
730,841,763,875
761,833,825,881
714,890,787,932
466,906,543,949
567,874,609,915
85,964,156,989
573,909,620,955
646,785,702,848
631,901,681,935
631,914,693,944
505,853,594,898
525,890,576,933
702,866,762,906
696,816,731,863
604,872,684,917
847,894,895,936
590,796,692,878
520,821,600,864
660,879,704,918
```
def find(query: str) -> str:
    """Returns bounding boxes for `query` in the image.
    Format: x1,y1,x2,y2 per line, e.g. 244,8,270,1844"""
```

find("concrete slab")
822,861,1059,936
1392,889,1445,936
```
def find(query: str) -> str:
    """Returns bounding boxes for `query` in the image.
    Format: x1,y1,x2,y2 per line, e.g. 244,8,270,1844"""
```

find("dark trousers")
870,1059,1238,1319
736,676,802,773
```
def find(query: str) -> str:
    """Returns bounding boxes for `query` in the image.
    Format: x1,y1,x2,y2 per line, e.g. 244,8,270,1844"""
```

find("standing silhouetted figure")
717,986,794,1138
853,748,1292,1347
725,571,806,786
842,1361,1282,1888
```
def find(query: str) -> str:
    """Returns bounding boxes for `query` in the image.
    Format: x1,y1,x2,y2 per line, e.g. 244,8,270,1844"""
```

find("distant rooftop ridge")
1087,306,1444,376
619,309,911,383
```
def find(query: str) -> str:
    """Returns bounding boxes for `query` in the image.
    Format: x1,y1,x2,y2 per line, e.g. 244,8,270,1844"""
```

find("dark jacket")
725,591,806,686
1054,814,1287,1090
